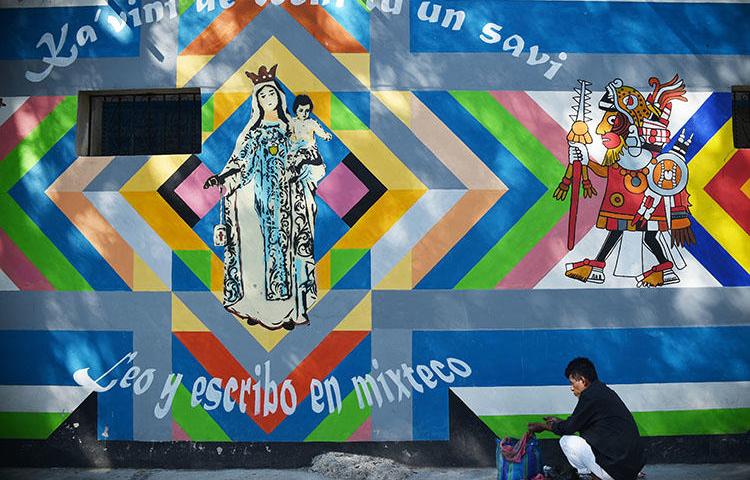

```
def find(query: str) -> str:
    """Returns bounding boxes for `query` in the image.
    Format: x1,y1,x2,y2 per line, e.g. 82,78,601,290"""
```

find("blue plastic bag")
496,433,542,480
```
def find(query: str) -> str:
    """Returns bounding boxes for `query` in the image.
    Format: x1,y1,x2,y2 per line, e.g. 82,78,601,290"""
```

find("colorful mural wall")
1,0,749,457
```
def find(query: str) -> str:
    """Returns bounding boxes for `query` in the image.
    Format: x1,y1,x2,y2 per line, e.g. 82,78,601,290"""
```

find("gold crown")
245,64,278,85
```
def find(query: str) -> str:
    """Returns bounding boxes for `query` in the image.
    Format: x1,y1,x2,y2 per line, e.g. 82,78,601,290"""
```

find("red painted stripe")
704,149,750,235
0,96,65,162
175,329,368,433
0,227,53,290
181,1,263,56
281,4,366,53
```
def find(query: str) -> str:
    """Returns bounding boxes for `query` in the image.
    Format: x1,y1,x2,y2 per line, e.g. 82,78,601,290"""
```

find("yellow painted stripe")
372,91,411,127
332,52,370,89
172,293,210,332
217,37,328,94
121,155,192,192
335,130,425,190
176,55,213,88
132,253,168,291
241,316,289,352
375,250,412,290
316,252,331,290
741,176,750,199
335,292,371,331
689,119,749,270
210,253,224,293
121,191,208,250
213,92,250,131
335,190,425,249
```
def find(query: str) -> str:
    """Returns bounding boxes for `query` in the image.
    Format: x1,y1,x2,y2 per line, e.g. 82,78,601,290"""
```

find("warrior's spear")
554,80,593,250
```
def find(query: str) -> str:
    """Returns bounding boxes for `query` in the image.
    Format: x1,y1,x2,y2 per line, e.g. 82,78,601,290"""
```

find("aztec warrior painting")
0,0,748,465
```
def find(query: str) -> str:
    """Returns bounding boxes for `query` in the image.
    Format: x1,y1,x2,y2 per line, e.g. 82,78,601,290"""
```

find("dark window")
77,89,201,156
733,86,750,149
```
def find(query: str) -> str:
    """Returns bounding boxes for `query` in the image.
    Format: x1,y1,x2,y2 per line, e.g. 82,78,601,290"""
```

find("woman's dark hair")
292,94,313,115
251,82,289,131
565,357,598,383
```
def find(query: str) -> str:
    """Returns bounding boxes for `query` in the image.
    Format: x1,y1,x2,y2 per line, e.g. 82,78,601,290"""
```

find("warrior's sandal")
565,259,606,284
636,261,676,288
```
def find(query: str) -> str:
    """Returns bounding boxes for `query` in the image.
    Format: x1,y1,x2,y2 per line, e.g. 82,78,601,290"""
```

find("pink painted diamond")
174,162,221,219
317,162,368,218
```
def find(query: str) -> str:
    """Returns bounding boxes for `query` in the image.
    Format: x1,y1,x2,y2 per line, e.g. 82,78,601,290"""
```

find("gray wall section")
371,288,750,330
3,5,747,96
0,12,178,96
0,292,172,441
370,329,413,441
369,6,750,92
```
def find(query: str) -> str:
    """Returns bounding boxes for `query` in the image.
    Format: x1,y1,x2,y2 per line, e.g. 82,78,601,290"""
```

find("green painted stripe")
175,250,211,288
0,194,91,290
356,0,373,12
202,96,214,132
481,413,562,440
450,90,567,289
331,95,367,131
305,389,371,442
450,91,564,187
0,96,77,193
330,248,368,287
179,0,195,15
456,193,567,289
634,408,750,436
0,412,69,439
480,408,750,440
172,384,231,441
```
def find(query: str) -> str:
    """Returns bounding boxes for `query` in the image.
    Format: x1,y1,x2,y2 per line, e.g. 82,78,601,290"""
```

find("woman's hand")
204,175,222,189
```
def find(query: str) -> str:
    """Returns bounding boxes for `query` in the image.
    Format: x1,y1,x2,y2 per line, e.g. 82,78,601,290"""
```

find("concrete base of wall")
2,391,748,469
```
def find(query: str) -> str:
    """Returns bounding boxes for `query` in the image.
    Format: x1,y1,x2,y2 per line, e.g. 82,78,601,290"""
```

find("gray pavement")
2,464,750,480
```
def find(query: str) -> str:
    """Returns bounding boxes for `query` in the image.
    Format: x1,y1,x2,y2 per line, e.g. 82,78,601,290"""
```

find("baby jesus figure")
289,94,332,189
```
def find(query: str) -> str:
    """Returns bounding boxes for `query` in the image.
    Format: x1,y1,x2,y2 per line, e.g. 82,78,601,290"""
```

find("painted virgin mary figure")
204,65,318,330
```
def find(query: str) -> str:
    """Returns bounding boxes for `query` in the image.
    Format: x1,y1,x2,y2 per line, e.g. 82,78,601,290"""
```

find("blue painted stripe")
667,92,732,159
334,92,371,128
315,199,350,261
172,252,209,291
178,0,224,53
410,1,750,55
0,327,136,440
413,91,545,289
9,128,130,291
411,327,750,440
686,220,750,287
0,5,140,60
193,201,224,258
322,0,370,50
0,330,133,386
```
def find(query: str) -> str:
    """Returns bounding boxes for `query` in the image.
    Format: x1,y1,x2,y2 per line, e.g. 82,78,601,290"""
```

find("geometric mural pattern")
1,1,748,444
